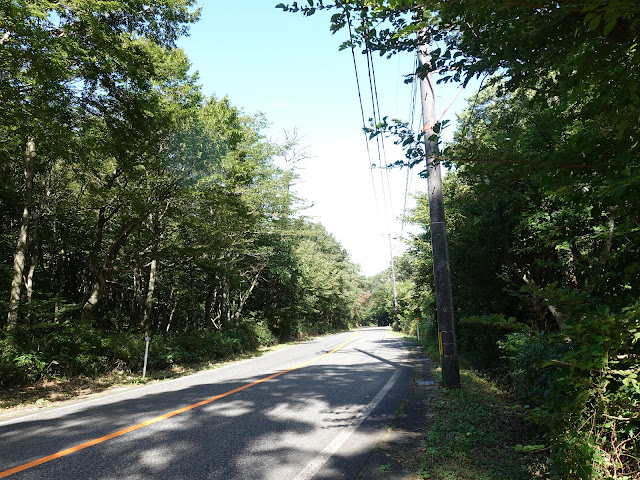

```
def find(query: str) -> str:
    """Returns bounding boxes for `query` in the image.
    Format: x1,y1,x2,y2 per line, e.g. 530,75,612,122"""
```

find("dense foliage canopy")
4,0,639,477
1,0,366,387
280,0,640,478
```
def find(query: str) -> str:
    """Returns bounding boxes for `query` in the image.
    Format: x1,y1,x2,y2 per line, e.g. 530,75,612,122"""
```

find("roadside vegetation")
417,370,545,480
3,2,639,479
280,1,640,478
409,336,546,480
1,0,368,404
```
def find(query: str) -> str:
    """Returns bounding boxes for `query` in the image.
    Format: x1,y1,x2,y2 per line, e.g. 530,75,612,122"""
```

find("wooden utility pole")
418,39,460,387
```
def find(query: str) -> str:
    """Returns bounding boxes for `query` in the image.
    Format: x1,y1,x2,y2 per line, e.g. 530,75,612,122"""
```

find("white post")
388,234,400,331
142,336,150,378
417,318,420,341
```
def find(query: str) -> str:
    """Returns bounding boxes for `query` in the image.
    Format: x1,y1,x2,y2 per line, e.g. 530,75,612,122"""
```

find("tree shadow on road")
0,335,415,479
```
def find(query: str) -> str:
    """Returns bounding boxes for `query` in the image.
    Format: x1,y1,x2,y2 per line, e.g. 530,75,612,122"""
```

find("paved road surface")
0,327,414,479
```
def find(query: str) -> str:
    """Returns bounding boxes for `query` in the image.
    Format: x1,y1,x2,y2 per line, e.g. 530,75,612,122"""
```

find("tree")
277,1,639,475
2,0,199,330
405,83,640,478
278,0,639,187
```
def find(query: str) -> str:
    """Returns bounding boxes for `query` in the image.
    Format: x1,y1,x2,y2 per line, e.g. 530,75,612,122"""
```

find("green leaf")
603,19,617,35
515,444,546,453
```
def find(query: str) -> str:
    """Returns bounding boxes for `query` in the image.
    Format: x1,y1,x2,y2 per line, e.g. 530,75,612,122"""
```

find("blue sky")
178,1,475,276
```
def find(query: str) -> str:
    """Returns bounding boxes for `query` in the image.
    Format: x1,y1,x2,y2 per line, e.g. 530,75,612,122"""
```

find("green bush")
498,304,640,479
499,332,550,401
457,321,506,371
0,314,285,386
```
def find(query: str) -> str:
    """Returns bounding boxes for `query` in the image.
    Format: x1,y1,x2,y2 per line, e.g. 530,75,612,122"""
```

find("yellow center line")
0,333,359,478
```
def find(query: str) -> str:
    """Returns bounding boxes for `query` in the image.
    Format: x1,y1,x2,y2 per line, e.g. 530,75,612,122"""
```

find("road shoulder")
356,341,437,479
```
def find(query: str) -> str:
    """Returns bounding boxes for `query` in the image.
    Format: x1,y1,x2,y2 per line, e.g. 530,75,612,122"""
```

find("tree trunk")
25,211,41,322
223,278,231,327
133,265,144,323
81,215,140,324
142,259,157,334
232,265,265,323
599,209,615,266
7,138,36,331
166,302,177,333
81,208,106,325
204,285,214,326
25,263,36,316
164,289,176,333
81,273,106,323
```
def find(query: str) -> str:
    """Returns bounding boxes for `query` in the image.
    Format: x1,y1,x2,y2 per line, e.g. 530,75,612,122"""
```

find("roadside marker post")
0,333,359,478
142,336,150,378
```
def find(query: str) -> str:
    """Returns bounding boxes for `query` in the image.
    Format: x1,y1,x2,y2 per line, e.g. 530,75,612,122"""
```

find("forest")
3,1,640,479
1,0,369,385
279,0,639,478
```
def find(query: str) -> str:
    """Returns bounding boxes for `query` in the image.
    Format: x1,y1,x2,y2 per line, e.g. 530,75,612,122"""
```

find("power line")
350,13,397,264
400,57,420,242
349,16,440,269
366,46,394,208
400,164,412,241
364,44,391,220
346,11,381,217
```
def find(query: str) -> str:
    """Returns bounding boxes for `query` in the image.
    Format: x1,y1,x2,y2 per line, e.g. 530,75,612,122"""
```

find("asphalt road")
0,327,414,479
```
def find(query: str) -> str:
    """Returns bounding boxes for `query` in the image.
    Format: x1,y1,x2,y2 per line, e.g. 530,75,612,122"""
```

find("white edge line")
293,367,403,480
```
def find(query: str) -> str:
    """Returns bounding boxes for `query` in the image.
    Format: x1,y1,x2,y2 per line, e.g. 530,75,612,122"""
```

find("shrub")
498,304,640,479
